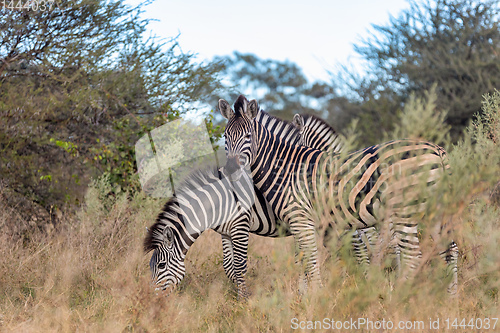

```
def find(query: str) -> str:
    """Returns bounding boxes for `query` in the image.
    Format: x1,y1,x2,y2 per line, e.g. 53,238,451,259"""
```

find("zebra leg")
290,222,322,291
352,229,370,266
352,227,382,276
230,227,250,300
395,244,402,277
221,235,237,284
439,241,458,295
431,217,458,295
364,226,379,251
394,223,422,279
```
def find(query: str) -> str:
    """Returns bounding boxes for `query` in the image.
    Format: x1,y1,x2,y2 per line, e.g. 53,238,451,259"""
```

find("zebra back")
144,167,254,252
314,139,450,230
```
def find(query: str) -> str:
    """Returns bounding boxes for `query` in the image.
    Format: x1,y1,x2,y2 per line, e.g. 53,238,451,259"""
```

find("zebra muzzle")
154,282,175,296
225,156,241,175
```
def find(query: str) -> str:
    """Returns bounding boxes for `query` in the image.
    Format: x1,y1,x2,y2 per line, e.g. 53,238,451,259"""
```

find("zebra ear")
219,99,234,119
163,226,174,244
246,99,259,119
293,114,304,131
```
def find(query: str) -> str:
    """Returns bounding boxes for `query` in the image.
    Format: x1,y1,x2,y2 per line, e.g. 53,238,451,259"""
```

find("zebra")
144,166,264,299
293,113,458,287
219,95,458,292
258,110,379,267
224,110,376,277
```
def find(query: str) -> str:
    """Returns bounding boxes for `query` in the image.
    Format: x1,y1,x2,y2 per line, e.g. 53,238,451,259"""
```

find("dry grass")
0,172,498,332
1,91,499,332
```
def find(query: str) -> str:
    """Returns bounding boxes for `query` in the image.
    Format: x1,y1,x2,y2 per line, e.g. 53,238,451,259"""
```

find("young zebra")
220,95,457,292
144,167,263,299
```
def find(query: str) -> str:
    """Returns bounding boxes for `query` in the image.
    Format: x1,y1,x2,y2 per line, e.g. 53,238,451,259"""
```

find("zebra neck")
250,121,323,207
166,213,200,251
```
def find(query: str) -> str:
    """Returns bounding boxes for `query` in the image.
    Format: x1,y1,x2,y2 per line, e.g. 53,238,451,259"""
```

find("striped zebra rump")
310,140,446,226
309,139,453,276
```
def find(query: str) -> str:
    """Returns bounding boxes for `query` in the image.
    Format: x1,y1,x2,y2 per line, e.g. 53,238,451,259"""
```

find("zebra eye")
158,262,166,270
245,132,251,139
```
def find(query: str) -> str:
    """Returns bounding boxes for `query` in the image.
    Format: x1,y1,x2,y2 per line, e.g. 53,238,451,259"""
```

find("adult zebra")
222,110,377,281
220,95,457,291
293,113,458,287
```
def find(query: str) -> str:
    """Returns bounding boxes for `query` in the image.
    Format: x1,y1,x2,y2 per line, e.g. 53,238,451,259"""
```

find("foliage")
213,51,337,121
386,85,451,146
0,0,223,216
347,0,500,142
205,109,225,149
336,89,404,146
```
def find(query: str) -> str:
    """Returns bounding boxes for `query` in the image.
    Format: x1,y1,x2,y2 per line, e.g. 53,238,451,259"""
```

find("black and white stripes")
144,168,256,298
220,95,458,292
144,94,458,298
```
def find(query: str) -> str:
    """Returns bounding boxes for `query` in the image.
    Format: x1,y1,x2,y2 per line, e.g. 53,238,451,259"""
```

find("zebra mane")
144,216,168,253
256,110,302,146
143,166,222,253
233,95,249,117
301,114,338,135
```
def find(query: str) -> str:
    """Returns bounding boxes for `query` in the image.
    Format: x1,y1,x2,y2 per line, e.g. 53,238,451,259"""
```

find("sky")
126,0,411,83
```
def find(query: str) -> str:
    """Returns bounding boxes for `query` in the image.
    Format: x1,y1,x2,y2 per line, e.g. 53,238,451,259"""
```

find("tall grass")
0,91,499,332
